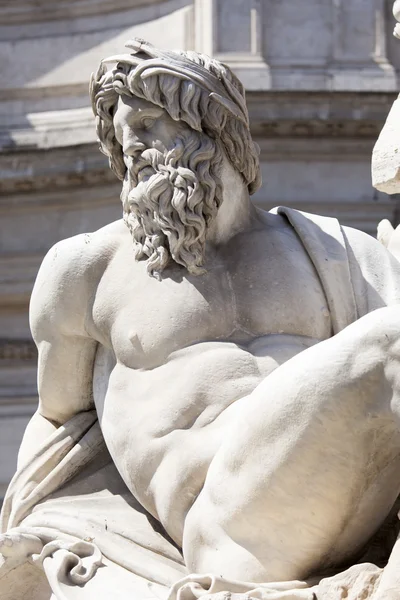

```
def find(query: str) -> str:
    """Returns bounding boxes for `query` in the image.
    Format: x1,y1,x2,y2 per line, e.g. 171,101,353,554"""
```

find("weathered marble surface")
372,93,400,194
3,39,400,600
372,1,400,195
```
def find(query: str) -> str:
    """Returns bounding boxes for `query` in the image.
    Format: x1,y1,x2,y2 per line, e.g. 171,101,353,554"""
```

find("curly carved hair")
90,40,261,195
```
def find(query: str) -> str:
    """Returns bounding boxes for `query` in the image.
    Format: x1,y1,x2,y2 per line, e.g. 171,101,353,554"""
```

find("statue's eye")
142,117,156,130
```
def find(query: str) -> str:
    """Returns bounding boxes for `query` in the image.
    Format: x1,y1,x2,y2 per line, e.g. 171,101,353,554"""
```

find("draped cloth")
0,411,187,599
2,208,400,599
0,412,318,600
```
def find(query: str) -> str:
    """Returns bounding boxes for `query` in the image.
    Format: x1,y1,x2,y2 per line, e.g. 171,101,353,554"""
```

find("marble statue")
3,39,400,600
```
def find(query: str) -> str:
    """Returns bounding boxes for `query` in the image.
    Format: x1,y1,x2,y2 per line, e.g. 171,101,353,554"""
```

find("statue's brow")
135,107,164,117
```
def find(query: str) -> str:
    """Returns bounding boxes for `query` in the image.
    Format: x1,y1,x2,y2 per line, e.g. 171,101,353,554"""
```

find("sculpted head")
91,39,261,278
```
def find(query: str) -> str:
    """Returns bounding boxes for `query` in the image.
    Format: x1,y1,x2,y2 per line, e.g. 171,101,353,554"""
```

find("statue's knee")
340,307,400,371
362,306,400,347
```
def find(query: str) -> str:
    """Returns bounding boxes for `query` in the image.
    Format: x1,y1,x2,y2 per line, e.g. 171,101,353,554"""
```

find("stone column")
194,0,270,90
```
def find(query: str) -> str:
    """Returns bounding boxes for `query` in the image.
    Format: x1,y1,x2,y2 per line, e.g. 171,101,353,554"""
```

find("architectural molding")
0,339,37,362
0,362,37,406
0,0,165,25
252,119,388,141
0,107,97,152
0,142,116,196
0,402,37,415
0,253,43,307
194,0,271,90
0,84,89,103
2,184,121,215
256,138,378,161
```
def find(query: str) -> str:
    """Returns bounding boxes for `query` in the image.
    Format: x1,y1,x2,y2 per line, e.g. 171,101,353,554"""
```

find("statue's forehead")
113,95,166,132
116,94,165,115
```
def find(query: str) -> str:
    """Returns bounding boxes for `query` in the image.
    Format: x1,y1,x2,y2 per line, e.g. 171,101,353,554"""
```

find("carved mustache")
126,148,165,186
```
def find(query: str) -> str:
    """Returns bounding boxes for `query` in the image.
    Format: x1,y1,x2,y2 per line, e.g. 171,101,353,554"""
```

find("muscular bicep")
30,237,100,425
35,335,97,424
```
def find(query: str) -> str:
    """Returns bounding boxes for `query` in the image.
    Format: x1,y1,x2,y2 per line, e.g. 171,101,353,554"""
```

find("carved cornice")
0,181,121,214
0,356,38,407
0,142,119,200
0,339,37,361
256,137,377,161
0,84,88,103
0,108,97,152
0,0,164,24
246,91,398,138
252,119,385,140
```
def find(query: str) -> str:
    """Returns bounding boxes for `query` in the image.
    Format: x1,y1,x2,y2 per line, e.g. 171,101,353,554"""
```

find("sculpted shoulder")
30,219,127,341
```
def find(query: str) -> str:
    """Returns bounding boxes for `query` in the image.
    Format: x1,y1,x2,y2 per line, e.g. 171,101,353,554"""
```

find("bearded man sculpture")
3,39,400,600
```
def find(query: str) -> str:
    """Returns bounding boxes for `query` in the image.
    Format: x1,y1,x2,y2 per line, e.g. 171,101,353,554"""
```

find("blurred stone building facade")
0,0,399,498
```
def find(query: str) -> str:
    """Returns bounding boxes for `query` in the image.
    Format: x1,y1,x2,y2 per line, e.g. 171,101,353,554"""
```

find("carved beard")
121,130,223,279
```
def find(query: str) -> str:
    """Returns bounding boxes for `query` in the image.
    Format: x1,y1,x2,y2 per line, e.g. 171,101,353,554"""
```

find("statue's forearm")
17,410,58,469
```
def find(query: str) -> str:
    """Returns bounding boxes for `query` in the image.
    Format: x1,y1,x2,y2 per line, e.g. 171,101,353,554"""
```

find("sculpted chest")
92,233,331,368
95,244,328,370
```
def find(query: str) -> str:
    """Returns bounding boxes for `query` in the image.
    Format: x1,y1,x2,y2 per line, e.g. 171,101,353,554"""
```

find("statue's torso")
90,218,331,544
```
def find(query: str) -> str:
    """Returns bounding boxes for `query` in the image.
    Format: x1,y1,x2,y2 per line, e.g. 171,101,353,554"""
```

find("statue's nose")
122,130,146,157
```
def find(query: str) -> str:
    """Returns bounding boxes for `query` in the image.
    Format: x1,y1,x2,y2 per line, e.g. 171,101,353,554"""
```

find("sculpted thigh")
184,309,400,577
207,307,400,492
